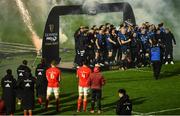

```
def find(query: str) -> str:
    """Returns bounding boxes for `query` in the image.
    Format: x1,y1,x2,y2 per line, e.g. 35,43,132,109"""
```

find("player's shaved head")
41,58,46,64
6,69,12,75
51,60,57,67
23,60,28,65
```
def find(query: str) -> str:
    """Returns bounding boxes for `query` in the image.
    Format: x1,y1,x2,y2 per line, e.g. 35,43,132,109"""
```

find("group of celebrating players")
74,21,176,70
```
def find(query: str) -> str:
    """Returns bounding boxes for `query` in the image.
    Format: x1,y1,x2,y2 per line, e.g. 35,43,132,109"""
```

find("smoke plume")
15,0,42,53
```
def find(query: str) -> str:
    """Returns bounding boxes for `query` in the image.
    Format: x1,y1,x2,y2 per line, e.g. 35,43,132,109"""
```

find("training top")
17,65,31,79
46,67,61,88
151,46,161,61
77,66,91,87
89,72,105,90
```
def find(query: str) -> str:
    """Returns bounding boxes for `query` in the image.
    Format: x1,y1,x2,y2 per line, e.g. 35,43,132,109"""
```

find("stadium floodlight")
42,2,136,65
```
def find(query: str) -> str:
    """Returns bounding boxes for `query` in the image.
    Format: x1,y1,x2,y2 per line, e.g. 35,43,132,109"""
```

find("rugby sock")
28,110,32,116
38,97,42,105
45,99,49,110
56,99,60,112
83,100,87,112
77,99,82,111
91,100,95,111
23,110,27,116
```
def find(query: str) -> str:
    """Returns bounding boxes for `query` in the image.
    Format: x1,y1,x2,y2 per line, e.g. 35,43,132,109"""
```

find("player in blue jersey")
105,29,116,65
150,38,163,80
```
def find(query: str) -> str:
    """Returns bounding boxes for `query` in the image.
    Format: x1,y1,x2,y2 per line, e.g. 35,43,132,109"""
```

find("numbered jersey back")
77,66,91,87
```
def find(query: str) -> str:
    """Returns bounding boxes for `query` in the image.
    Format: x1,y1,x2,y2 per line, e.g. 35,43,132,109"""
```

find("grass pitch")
0,54,180,115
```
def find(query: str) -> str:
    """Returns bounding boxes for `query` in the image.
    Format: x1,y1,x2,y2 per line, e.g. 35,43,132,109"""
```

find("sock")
29,110,32,116
24,110,27,116
38,97,42,105
56,99,59,112
83,100,87,112
91,100,95,111
77,99,82,111
45,99,49,109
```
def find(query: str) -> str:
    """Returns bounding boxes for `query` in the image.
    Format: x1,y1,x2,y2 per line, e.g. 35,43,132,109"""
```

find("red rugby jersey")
77,66,91,87
46,67,61,87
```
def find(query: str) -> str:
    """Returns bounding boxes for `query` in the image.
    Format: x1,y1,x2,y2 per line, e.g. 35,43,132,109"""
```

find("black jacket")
1,74,16,114
1,75,16,99
116,95,132,115
17,65,31,79
17,74,36,110
35,63,48,96
35,63,47,82
163,32,176,47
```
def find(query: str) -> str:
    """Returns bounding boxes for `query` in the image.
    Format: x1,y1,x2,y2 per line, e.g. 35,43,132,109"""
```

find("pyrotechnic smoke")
125,0,180,59
6,0,178,58
60,29,68,44
15,0,42,53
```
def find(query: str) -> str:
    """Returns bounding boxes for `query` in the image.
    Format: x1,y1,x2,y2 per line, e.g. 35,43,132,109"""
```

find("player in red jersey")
45,60,61,112
76,61,92,112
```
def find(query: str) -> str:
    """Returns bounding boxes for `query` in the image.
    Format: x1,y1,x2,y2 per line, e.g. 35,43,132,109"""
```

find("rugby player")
76,60,92,112
45,60,61,112
105,29,116,65
35,59,48,107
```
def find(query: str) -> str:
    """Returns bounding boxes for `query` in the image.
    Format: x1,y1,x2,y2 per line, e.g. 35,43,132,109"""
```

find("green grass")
0,0,180,114
0,54,180,115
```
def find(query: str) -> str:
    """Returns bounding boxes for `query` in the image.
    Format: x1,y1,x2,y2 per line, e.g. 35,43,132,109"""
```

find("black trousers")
165,46,173,62
76,49,86,66
74,49,78,64
86,49,95,65
112,47,118,61
36,80,47,97
91,89,102,110
152,61,162,79
117,48,122,64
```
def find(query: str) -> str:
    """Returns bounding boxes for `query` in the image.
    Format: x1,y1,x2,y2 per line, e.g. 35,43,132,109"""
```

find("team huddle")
74,21,176,69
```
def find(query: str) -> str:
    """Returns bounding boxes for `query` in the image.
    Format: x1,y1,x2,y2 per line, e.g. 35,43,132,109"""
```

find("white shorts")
78,86,90,96
47,87,59,98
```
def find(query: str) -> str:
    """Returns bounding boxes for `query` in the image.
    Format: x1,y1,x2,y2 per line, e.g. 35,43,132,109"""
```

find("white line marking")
132,111,144,115
133,107,180,115
128,69,151,73
146,107,180,115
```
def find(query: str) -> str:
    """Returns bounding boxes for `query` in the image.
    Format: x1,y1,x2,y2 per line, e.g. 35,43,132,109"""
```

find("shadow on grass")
131,97,147,105
38,102,77,115
15,92,77,115
42,96,109,114
101,97,147,113
34,93,78,115
107,77,151,83
160,67,180,79
102,101,117,112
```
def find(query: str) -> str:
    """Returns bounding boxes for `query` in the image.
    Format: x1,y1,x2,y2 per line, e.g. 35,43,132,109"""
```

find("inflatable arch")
42,2,136,64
